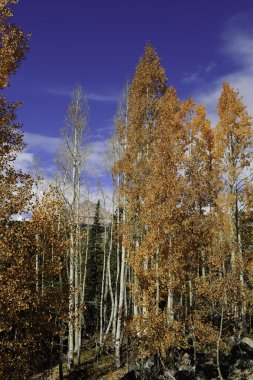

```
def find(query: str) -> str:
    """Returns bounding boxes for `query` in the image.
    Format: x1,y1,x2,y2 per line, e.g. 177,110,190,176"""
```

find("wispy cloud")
97,126,111,133
182,63,216,85
205,62,216,73
87,93,118,102
45,86,70,97
45,86,119,102
182,72,199,84
93,119,114,140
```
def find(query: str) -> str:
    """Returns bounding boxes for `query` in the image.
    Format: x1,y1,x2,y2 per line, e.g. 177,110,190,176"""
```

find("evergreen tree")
85,200,104,334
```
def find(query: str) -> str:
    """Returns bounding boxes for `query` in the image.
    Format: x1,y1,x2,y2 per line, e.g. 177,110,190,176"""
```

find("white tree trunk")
115,207,126,368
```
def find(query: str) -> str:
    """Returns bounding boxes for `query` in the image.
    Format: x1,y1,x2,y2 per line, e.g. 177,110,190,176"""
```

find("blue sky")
4,0,253,203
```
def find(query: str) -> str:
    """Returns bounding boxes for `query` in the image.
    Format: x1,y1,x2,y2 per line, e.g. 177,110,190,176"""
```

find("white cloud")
24,132,61,153
85,139,111,177
222,12,253,66
223,34,253,67
194,25,253,125
21,129,111,182
14,151,34,172
87,183,114,212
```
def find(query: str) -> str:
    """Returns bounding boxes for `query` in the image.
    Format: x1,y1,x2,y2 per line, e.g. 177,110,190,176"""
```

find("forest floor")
32,345,127,380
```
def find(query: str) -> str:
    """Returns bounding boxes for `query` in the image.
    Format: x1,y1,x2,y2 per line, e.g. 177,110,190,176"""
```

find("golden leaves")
0,1,29,89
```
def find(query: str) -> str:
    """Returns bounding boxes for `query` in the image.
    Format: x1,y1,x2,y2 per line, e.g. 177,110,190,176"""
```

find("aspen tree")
114,45,172,366
215,82,253,332
79,193,92,345
119,43,166,307
216,82,252,268
112,85,130,367
0,2,34,376
59,84,89,369
0,0,31,222
131,86,187,357
0,0,29,89
180,102,224,364
30,188,69,375
99,189,112,351
100,190,117,349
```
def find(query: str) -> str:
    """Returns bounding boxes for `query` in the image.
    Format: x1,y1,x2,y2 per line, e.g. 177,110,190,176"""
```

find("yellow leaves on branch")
0,1,30,89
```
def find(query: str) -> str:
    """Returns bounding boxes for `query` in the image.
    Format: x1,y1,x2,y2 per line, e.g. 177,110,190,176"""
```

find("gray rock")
241,337,253,350
120,370,137,380
228,358,253,379
178,353,192,372
163,369,176,379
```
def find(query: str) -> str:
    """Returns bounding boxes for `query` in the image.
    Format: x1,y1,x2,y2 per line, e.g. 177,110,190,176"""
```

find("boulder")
120,370,137,380
228,359,253,379
241,337,253,349
163,369,176,379
178,353,192,372
174,370,195,380
227,338,253,379
240,337,253,356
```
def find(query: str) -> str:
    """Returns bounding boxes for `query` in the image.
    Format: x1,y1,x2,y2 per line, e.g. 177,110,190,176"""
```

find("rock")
123,338,253,380
195,375,206,380
241,337,253,349
142,354,163,379
120,370,137,380
230,337,253,365
201,364,217,379
224,335,240,348
163,369,176,379
174,370,195,380
144,357,154,371
178,353,191,372
225,338,253,379
230,343,246,362
240,337,253,356
228,359,253,379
